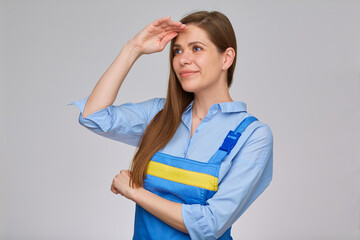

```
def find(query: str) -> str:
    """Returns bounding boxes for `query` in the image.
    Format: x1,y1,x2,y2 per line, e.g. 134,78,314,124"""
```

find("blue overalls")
133,116,258,240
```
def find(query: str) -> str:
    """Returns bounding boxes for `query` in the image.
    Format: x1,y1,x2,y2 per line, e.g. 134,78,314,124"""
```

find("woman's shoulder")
212,100,273,140
224,111,273,167
230,110,273,143
151,97,166,110
117,97,166,114
133,97,166,112
118,97,166,125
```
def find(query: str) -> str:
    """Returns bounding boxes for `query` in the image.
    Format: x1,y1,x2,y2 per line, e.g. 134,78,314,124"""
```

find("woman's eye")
174,49,182,55
193,46,202,52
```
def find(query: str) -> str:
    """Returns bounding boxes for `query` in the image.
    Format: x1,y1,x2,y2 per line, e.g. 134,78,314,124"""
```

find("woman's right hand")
128,16,187,55
81,17,186,118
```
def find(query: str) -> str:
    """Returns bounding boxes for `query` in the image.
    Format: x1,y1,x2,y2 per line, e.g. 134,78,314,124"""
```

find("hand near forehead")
129,17,187,55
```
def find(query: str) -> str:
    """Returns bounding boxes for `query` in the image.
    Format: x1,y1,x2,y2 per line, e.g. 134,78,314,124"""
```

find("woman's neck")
192,90,233,120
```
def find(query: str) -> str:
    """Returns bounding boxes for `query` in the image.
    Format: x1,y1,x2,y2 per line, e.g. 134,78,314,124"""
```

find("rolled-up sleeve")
182,125,273,239
67,96,165,146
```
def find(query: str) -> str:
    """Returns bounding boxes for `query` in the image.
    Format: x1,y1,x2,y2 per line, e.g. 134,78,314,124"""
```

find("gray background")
1,0,359,239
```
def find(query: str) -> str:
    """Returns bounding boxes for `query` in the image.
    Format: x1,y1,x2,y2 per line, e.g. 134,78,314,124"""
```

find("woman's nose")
179,51,192,65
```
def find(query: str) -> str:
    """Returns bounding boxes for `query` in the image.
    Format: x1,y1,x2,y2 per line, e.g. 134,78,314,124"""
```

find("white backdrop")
1,0,359,239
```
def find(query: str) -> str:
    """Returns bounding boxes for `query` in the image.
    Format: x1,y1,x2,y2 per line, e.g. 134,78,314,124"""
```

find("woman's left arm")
111,170,188,233
111,123,273,237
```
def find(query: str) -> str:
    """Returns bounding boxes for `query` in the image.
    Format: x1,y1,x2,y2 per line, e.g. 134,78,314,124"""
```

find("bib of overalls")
133,116,258,240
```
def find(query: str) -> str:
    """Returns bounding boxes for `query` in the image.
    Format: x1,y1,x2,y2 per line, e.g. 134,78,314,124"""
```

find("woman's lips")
180,71,199,78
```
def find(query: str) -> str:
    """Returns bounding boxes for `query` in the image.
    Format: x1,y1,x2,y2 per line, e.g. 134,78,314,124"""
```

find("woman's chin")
181,86,198,93
179,82,200,93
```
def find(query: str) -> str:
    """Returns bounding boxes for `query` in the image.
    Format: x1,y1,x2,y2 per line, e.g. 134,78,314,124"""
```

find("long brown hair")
130,11,237,188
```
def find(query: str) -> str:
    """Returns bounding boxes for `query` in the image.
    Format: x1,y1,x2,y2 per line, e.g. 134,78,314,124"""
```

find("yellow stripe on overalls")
147,161,218,191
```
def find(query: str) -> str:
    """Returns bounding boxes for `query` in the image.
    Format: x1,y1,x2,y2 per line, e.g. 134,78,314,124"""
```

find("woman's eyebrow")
173,41,207,48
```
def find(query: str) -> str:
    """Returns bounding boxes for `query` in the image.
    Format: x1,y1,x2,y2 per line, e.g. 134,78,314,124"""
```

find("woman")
69,11,273,240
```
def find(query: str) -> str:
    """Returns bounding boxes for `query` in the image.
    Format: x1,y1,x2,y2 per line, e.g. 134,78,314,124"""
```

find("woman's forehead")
174,25,211,45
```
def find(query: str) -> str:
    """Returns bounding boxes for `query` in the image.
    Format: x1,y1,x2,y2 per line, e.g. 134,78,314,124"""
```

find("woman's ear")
222,47,235,70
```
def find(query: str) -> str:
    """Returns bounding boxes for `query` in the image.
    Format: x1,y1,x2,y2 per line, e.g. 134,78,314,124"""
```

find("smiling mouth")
180,71,199,78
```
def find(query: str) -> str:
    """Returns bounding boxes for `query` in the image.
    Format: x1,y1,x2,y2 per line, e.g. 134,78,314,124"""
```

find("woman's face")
172,24,226,94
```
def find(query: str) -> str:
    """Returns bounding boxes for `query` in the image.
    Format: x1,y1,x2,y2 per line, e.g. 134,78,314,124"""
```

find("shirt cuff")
182,204,217,240
67,96,112,132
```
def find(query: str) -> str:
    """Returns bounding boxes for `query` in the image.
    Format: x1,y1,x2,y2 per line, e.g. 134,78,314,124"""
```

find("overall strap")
208,116,258,165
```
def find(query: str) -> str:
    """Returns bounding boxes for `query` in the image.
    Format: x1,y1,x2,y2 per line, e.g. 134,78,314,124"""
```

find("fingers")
160,32,179,49
111,182,119,194
153,17,187,32
163,24,187,32
162,21,187,32
153,16,171,26
160,20,183,28
111,170,131,195
124,170,131,176
120,170,130,176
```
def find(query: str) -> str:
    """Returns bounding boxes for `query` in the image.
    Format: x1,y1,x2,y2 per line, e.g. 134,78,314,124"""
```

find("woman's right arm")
82,17,187,118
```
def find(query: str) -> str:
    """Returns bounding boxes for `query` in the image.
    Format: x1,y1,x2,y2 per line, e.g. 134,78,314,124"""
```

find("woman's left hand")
111,170,138,200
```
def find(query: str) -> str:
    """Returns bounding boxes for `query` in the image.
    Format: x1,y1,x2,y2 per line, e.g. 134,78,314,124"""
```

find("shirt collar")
184,100,247,114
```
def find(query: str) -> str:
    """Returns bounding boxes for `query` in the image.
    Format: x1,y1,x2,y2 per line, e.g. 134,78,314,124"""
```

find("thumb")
111,183,120,194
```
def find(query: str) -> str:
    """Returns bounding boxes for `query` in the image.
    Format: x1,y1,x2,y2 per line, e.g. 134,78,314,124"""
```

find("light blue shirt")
68,96,273,240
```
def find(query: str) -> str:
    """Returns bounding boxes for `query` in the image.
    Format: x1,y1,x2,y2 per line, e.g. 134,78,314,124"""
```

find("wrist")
128,185,143,202
124,40,143,59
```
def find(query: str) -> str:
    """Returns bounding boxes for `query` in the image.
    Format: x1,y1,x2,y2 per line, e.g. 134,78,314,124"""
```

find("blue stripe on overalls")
133,116,258,240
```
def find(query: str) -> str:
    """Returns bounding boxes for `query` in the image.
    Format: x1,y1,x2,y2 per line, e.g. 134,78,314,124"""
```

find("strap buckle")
219,130,241,153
